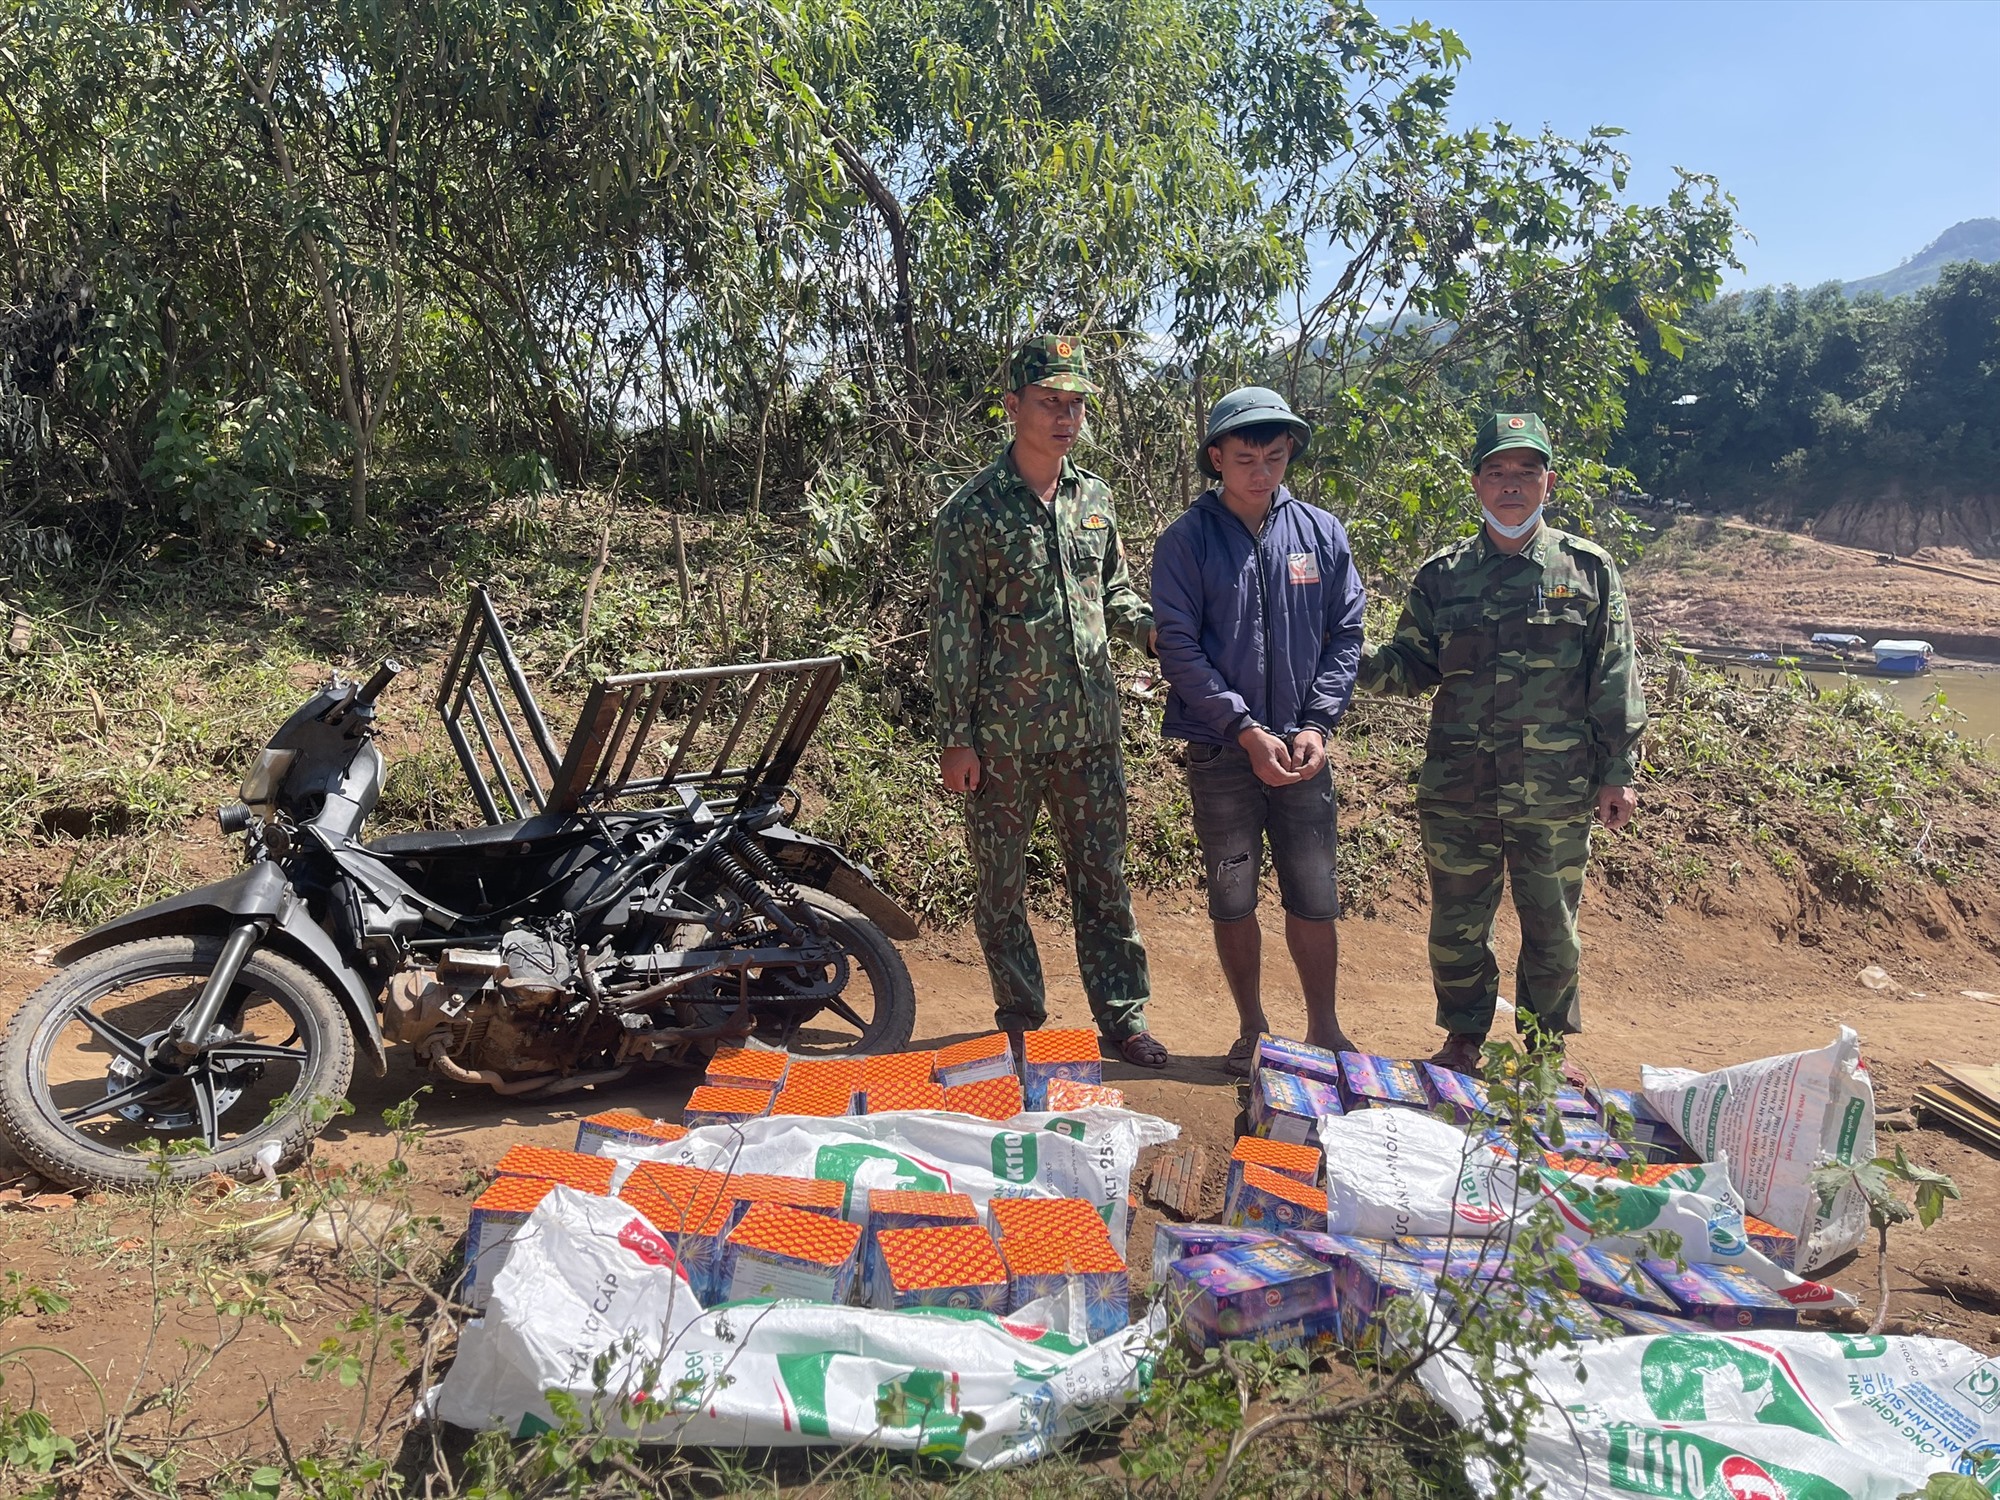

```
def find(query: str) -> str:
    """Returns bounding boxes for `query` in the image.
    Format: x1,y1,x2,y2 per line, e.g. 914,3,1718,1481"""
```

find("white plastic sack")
606,1107,1177,1243
1644,1027,1877,1271
1421,1328,2000,1499
1319,1110,1852,1309
431,1187,1153,1469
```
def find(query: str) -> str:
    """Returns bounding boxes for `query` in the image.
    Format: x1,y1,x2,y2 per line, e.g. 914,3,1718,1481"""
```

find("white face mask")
1483,504,1543,541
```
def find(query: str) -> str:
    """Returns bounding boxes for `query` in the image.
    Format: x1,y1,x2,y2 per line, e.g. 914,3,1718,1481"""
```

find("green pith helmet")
1199,386,1312,478
1007,334,1099,394
1469,411,1553,469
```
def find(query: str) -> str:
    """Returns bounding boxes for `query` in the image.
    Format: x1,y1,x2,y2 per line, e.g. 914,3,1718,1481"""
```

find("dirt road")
2,887,1999,1482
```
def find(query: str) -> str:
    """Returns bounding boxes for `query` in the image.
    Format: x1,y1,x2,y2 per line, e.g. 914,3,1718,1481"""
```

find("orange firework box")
723,1202,863,1304
870,1224,1011,1312
862,1051,939,1094
997,1231,1129,1340
705,1045,790,1091
722,1172,845,1226
863,1079,947,1113
462,1175,555,1312
1045,1079,1125,1111
861,1188,979,1284
621,1160,732,1217
943,1074,1024,1121
682,1084,774,1128
573,1111,688,1156
492,1144,616,1195
1542,1156,1706,1188
768,1079,858,1118
1226,1163,1328,1233
1020,1028,1102,1109
616,1183,734,1304
1226,1136,1323,1200
784,1055,863,1094
935,1031,1017,1088
987,1195,1111,1243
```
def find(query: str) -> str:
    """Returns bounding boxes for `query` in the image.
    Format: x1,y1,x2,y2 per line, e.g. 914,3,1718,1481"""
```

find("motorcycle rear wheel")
0,935,355,1190
690,890,916,1055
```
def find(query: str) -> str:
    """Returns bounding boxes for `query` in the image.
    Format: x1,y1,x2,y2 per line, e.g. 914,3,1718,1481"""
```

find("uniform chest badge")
1543,583,1576,600
1081,513,1110,529
1286,552,1320,585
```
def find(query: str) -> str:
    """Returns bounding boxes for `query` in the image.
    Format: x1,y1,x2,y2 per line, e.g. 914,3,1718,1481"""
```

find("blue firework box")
1151,1223,1275,1285
1254,1034,1347,1090
1567,1247,1679,1316
1535,1120,1630,1162
1000,1238,1130,1343
1594,1087,1696,1156
1284,1230,1410,1272
1418,1063,1493,1126
1528,1286,1619,1341
1551,1081,1596,1118
1603,1305,1709,1337
1334,1254,1439,1346
1640,1258,1800,1330
1250,1067,1343,1144
1168,1240,1338,1350
1337,1052,1430,1112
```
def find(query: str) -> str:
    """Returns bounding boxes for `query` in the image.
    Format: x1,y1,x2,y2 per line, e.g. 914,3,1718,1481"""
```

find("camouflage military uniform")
1357,525,1645,1037
930,448,1155,1039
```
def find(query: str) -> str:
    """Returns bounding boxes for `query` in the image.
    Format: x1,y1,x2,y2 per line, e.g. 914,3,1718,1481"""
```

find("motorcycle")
0,588,918,1188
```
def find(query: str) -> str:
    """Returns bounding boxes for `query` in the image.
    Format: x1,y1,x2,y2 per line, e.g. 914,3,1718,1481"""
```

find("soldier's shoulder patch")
1559,532,1616,565
1608,596,1627,624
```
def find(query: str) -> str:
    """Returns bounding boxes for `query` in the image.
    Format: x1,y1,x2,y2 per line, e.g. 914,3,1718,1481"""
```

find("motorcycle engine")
382,929,584,1075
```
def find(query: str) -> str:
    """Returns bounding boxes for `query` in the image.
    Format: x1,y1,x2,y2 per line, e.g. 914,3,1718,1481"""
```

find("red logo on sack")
619,1218,682,1271
1719,1456,1787,1500
1777,1278,1838,1306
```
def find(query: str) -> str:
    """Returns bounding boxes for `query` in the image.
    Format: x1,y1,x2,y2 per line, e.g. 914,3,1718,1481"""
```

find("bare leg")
1212,915,1266,1040
1284,913,1352,1052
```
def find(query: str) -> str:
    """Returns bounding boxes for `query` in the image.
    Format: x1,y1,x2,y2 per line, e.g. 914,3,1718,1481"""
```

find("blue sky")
1388,0,2000,290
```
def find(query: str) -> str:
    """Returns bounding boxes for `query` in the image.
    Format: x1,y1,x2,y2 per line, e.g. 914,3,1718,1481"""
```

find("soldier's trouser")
1417,807,1593,1039
964,742,1150,1041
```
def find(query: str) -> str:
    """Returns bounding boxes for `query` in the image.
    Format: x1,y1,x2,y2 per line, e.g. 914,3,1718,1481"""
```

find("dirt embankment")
1627,514,2000,656
1810,493,2000,559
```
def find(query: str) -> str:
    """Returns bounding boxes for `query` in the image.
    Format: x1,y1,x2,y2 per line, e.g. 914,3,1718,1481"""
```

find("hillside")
1844,216,2000,298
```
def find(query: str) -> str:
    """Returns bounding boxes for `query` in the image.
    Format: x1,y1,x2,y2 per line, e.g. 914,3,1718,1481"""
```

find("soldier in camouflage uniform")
1357,413,1646,1075
930,335,1169,1067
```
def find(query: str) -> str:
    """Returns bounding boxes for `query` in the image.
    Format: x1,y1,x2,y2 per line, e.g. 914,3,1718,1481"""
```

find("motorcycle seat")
365,814,589,858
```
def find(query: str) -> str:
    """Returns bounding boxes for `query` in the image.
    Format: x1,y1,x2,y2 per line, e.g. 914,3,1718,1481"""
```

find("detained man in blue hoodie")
1151,388,1367,1075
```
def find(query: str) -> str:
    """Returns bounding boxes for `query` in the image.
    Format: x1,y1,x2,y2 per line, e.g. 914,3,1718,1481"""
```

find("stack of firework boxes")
1164,1033,1782,1352
459,1028,1137,1336
673,1030,1128,1127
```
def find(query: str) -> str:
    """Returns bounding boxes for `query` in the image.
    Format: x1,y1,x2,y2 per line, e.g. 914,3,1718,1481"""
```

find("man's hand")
1596,783,1637,831
1237,726,1301,786
1289,728,1327,779
1147,626,1158,656
940,746,982,794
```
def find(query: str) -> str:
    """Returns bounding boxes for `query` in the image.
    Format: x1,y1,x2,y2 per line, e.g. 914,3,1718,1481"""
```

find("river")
1720,661,2000,748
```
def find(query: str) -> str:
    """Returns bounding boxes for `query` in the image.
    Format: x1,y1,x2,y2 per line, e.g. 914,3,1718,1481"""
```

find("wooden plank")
1926,1060,2000,1110
1144,1143,1207,1221
1914,1084,2000,1152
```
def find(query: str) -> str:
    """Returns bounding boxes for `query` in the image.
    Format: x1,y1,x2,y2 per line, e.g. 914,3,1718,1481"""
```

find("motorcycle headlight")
239,748,298,816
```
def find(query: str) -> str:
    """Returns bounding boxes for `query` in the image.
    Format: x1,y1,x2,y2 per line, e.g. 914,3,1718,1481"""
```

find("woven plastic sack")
430,1187,1152,1468
1643,1027,1876,1271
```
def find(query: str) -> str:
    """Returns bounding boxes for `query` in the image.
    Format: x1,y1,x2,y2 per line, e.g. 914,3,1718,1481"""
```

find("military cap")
1007,334,1099,394
1470,411,1553,470
1200,386,1312,478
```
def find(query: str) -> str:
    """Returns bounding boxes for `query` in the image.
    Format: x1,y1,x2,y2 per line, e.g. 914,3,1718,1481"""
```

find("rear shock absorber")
705,839,803,940
727,831,826,932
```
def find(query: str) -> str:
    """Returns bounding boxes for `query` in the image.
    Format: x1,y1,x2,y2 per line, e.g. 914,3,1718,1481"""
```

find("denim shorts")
1184,741,1340,922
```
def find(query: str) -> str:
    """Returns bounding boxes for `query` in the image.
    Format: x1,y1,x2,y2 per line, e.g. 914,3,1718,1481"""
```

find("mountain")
1843,218,2000,299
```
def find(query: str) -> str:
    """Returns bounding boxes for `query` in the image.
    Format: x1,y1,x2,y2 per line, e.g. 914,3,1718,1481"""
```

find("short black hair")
1209,421,1298,454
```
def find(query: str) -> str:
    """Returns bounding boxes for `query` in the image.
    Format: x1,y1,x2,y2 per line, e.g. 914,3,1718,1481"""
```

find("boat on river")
1871,639,1934,674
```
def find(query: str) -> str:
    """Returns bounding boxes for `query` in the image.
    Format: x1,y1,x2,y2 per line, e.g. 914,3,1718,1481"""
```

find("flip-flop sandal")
1224,1034,1258,1077
1108,1030,1170,1068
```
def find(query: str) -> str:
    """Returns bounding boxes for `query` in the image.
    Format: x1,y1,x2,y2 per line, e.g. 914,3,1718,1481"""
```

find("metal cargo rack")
436,586,842,822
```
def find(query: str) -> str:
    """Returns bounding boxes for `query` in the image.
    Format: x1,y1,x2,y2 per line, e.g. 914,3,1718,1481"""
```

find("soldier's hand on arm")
1290,728,1327,779
1596,783,1636,831
940,747,982,794
1238,725,1302,787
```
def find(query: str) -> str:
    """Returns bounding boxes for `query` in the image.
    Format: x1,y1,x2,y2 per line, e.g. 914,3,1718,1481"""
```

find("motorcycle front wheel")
0,935,355,1190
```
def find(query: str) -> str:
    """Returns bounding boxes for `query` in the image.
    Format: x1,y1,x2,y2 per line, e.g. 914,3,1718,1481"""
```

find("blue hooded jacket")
1150,486,1366,744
